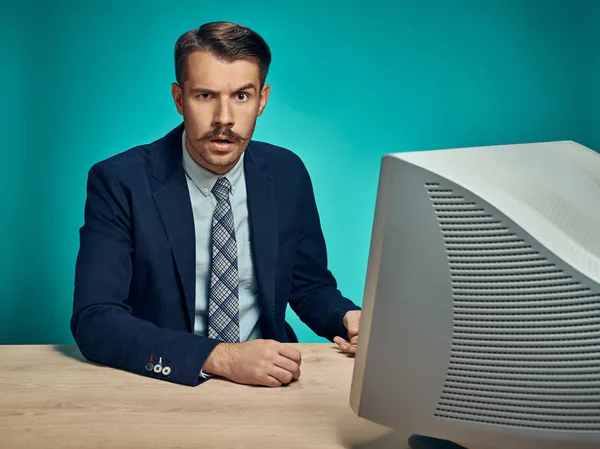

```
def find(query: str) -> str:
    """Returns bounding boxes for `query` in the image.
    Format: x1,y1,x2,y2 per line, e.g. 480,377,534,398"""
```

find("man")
71,21,361,388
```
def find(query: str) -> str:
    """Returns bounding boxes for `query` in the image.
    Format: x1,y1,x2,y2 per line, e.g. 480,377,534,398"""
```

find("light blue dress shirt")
181,130,263,348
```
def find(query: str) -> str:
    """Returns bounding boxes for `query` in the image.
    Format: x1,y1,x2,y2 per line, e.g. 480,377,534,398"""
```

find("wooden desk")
0,344,394,448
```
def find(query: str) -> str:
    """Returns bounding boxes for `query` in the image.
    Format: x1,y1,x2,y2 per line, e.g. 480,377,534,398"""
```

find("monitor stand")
409,435,468,449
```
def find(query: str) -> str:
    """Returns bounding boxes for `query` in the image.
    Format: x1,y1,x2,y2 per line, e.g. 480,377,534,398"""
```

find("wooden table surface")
0,343,396,449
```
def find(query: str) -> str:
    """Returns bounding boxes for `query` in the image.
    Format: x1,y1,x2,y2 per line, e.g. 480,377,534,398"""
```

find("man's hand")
202,339,302,387
334,310,361,354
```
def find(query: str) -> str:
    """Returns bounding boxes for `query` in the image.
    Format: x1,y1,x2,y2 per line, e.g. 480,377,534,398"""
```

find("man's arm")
287,162,361,342
71,162,221,386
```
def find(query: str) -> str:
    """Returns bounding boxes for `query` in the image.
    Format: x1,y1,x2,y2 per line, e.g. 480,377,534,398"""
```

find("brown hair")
174,21,272,89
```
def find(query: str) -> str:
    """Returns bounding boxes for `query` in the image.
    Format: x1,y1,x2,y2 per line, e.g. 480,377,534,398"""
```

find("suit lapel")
151,124,196,332
244,146,278,337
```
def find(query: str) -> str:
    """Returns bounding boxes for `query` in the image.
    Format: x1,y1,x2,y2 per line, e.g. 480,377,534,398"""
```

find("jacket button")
153,364,163,373
162,366,171,376
145,363,154,372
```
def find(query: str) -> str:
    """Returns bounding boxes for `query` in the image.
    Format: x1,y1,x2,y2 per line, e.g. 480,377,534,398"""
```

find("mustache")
200,128,244,142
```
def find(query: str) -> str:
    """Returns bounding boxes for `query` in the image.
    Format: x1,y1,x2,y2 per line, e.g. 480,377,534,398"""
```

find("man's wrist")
201,342,232,377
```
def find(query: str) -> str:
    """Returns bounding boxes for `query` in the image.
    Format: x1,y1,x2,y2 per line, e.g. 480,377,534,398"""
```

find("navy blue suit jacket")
71,123,360,386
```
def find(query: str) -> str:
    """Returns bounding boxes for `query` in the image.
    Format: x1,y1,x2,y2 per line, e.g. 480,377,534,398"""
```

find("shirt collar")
181,128,244,198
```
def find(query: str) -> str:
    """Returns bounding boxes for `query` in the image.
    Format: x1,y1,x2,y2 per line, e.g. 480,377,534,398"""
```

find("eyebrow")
190,83,257,94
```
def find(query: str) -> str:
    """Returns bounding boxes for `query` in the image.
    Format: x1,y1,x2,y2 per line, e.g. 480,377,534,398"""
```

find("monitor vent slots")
425,182,600,431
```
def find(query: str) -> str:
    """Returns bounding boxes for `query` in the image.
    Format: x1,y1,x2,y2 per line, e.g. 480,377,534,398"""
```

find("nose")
213,97,234,128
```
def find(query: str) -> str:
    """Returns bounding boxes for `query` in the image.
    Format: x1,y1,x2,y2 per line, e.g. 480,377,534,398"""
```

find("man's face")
172,51,270,174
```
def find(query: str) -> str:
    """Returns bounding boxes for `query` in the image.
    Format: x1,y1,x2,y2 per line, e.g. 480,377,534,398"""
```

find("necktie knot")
212,177,231,202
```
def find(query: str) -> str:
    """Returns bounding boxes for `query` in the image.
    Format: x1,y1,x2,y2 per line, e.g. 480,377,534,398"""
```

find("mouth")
211,137,234,144
209,137,235,152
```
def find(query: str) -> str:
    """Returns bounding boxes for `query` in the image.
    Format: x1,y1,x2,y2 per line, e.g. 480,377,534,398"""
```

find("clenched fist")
203,339,302,387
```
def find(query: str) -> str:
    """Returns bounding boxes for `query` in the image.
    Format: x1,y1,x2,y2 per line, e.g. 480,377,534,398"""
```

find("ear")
171,82,184,116
257,84,270,117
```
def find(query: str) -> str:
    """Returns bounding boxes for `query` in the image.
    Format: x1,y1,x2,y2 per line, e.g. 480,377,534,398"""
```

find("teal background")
1,0,597,344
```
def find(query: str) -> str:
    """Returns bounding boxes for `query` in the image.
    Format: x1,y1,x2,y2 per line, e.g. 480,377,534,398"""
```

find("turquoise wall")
1,0,594,344
576,2,600,151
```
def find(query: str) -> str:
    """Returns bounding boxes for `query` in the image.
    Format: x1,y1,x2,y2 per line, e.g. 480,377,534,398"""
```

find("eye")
236,92,249,101
196,93,210,99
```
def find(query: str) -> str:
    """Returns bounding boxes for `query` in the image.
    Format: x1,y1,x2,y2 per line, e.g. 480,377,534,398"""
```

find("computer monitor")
350,140,600,449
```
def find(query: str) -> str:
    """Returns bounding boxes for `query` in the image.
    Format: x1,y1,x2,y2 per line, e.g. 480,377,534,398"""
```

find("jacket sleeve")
287,161,361,342
71,162,221,386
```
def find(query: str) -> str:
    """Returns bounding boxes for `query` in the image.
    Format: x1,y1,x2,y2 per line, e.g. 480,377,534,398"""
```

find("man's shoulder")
94,136,165,171
247,139,306,174
93,144,152,172
88,126,179,179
